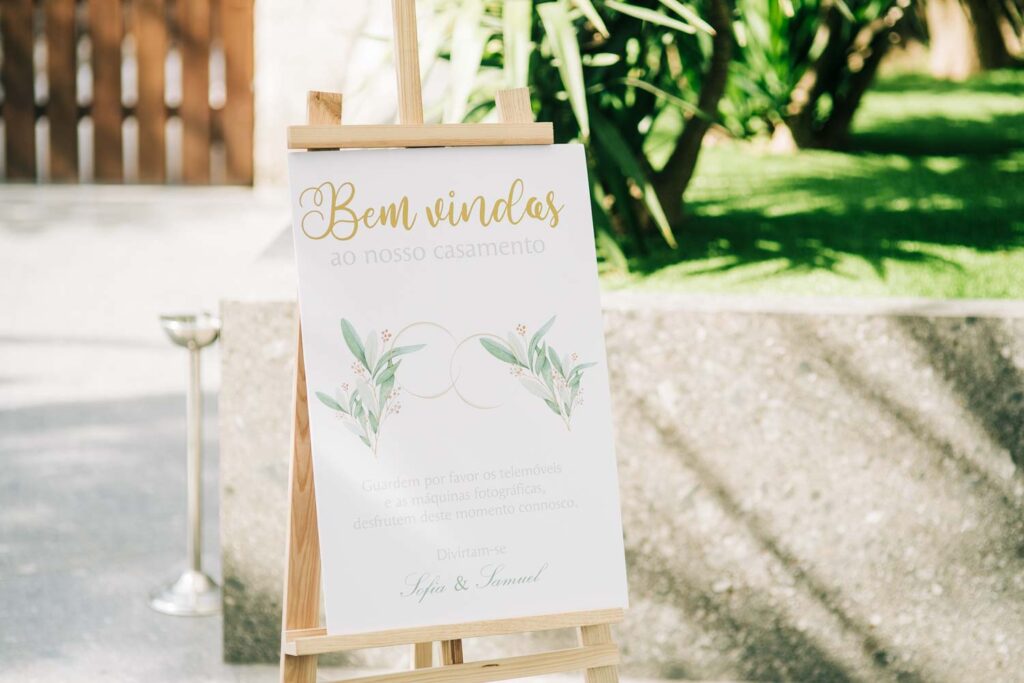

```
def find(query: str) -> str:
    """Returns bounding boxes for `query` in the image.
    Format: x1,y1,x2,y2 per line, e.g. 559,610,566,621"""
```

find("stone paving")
1,186,280,682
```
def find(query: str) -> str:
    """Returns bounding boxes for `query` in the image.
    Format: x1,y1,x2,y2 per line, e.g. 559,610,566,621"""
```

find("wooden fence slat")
1,0,37,180
89,0,124,181
134,0,167,182
220,0,254,184
179,0,211,184
3,0,254,185
46,0,78,182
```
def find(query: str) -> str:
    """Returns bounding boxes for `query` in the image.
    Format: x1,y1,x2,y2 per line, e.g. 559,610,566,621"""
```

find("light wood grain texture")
134,0,167,183
579,624,620,683
221,0,254,184
283,609,624,656
2,0,35,180
179,0,211,183
90,0,124,181
46,0,78,181
440,639,464,665
325,644,620,683
390,0,423,124
281,651,318,683
280,327,322,683
280,95,342,683
285,626,325,640
287,123,553,149
495,88,534,124
306,92,343,126
412,642,433,669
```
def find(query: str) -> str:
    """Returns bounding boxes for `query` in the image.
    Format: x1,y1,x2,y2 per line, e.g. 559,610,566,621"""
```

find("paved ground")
0,186,657,683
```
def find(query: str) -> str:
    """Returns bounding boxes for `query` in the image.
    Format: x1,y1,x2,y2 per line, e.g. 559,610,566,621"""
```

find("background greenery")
435,0,1024,298
607,70,1024,297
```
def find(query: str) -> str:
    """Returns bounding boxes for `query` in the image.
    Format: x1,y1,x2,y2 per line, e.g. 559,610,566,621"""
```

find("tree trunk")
784,2,905,149
927,0,982,79
927,0,1016,79
653,0,733,226
965,0,1017,69
818,16,897,148
784,2,848,148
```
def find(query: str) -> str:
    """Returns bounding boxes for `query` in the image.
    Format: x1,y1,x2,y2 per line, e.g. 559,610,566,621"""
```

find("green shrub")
433,0,907,264
724,0,911,148
435,0,732,265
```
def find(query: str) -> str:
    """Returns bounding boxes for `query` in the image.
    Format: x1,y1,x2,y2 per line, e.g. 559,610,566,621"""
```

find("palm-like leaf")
538,1,590,138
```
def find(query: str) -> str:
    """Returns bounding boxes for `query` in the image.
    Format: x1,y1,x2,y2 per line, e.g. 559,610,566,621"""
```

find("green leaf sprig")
316,319,425,456
479,316,596,430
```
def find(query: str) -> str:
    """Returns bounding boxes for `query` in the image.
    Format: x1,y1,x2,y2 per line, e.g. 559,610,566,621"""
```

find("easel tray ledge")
283,608,625,656
287,122,554,150
318,643,619,683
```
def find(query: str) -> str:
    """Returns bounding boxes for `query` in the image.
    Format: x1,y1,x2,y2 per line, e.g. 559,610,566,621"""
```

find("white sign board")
288,144,628,635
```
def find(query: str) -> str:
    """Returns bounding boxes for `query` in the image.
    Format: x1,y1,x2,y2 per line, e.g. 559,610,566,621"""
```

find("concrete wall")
253,0,368,185
219,294,1024,681
252,0,450,185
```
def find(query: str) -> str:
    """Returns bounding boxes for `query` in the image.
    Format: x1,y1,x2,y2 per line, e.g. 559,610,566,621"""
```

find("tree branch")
653,0,733,226
818,8,904,147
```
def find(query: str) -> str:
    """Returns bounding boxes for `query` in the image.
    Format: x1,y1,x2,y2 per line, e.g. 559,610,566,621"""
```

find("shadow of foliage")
867,72,1024,96
850,71,1024,156
633,151,1024,278
894,316,1024,471
620,71,1024,284
635,405,925,682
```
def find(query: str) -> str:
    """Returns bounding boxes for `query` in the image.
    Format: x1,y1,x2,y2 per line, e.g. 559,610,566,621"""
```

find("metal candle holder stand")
150,312,221,617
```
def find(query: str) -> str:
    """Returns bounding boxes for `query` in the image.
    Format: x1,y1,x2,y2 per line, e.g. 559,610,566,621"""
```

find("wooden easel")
280,3,624,682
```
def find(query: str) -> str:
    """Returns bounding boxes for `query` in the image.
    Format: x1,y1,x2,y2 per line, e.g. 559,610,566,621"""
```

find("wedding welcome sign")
288,144,628,636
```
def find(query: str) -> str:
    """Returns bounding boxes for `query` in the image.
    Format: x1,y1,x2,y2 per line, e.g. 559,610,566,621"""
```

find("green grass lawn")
604,70,1024,298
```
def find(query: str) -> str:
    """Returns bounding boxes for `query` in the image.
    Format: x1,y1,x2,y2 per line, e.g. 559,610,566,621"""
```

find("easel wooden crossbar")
280,2,624,682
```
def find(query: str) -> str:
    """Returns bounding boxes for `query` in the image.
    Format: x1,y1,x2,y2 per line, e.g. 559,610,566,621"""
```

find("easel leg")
282,654,318,683
280,92,345,683
412,642,433,668
280,326,322,683
579,624,620,683
440,639,464,665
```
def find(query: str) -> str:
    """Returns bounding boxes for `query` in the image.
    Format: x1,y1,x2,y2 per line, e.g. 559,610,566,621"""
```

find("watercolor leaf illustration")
479,316,595,430
316,319,424,456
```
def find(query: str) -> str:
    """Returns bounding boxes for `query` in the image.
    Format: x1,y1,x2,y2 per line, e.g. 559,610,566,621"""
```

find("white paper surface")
287,144,628,634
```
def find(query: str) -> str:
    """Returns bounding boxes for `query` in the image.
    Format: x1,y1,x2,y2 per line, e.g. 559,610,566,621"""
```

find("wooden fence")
0,0,254,184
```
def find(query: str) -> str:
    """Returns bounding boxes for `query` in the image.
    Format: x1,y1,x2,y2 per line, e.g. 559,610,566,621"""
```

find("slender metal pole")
186,341,203,573
150,312,220,616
